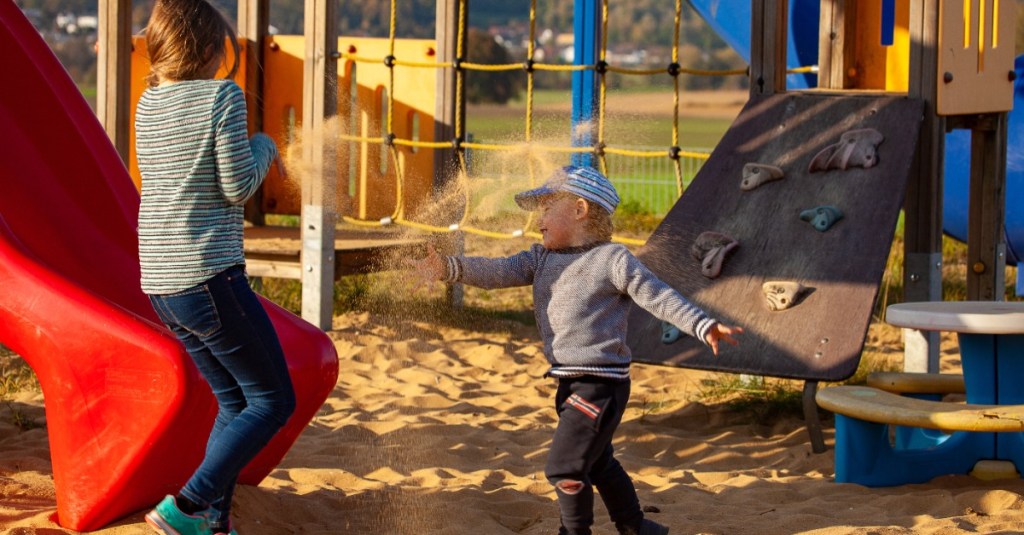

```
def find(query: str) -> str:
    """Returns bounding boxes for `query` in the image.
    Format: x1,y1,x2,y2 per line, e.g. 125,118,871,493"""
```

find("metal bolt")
909,273,920,282
972,261,986,274
943,71,954,83
306,265,314,272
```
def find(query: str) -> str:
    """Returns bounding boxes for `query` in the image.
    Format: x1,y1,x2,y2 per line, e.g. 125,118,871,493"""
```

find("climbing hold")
763,281,807,311
800,205,844,232
661,321,681,344
740,163,784,191
690,231,739,278
808,128,884,172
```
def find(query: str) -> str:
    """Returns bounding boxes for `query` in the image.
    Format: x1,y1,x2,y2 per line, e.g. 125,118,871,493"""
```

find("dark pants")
148,266,296,525
545,376,643,535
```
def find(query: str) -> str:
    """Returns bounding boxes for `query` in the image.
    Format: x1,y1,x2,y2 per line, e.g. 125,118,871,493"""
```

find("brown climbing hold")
808,128,884,172
740,163,784,191
762,281,807,311
691,231,739,278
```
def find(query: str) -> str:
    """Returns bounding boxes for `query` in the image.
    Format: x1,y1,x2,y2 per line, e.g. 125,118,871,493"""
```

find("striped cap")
514,165,620,214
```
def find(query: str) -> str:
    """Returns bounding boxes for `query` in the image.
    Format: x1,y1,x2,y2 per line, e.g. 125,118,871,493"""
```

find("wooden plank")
750,0,788,96
238,0,270,225
246,258,303,280
817,385,1024,432
903,0,944,372
244,226,423,280
967,113,1009,300
625,93,923,381
301,0,338,330
816,0,844,90
97,0,132,162
433,0,463,188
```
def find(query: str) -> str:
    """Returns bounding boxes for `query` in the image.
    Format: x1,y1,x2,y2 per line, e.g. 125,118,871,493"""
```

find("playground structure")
0,0,1017,530
94,0,1018,343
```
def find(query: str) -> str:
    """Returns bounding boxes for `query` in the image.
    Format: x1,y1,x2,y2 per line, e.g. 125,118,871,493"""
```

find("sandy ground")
3,230,1024,535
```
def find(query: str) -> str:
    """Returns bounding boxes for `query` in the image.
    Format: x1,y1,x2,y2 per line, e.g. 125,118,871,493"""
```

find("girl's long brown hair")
144,0,239,87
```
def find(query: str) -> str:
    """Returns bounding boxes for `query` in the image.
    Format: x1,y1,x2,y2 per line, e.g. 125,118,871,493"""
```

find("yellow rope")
460,61,521,71
672,0,685,197
595,0,609,175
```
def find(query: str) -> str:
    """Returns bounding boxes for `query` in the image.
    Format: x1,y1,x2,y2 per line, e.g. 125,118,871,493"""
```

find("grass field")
464,89,738,215
466,88,740,149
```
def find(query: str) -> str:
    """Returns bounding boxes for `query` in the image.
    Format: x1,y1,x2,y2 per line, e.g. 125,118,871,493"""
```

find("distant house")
56,11,98,35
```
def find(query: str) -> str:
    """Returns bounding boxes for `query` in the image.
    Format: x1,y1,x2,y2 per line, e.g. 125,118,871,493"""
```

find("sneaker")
211,520,237,535
145,495,212,535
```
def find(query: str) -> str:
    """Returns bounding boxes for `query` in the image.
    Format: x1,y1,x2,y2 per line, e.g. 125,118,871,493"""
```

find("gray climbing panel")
626,93,924,382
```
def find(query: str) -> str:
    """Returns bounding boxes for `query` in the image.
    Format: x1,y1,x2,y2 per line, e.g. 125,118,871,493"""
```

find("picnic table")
817,301,1024,486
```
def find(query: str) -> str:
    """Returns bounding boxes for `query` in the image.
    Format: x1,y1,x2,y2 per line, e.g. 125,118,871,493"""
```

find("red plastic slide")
0,4,338,531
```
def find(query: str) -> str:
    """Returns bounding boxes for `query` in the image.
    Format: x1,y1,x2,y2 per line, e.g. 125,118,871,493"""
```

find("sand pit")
2,232,1024,535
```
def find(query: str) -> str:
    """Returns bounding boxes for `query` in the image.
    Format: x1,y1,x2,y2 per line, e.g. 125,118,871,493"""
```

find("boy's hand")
403,244,445,290
704,323,743,356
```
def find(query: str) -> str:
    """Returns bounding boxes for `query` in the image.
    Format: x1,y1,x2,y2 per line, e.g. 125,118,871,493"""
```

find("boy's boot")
618,518,669,535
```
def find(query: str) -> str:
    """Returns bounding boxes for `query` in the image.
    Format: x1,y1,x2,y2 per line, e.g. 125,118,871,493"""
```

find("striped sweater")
135,79,276,294
444,242,718,380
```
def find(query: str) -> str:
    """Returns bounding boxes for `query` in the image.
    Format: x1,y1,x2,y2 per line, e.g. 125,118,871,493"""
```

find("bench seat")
816,385,1024,432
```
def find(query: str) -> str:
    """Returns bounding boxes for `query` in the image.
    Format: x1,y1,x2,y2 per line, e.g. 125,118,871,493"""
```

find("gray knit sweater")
136,79,276,294
445,241,717,380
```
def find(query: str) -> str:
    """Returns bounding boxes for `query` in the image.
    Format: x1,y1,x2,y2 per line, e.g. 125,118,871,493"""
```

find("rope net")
330,0,809,246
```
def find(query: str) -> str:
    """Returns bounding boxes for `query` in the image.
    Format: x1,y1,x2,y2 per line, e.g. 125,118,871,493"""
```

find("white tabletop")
886,301,1024,334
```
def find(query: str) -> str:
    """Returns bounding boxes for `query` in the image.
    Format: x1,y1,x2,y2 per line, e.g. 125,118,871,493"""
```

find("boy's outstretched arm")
404,244,445,285
704,323,743,356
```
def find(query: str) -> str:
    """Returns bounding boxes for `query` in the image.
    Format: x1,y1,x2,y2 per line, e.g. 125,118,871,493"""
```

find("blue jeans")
148,265,296,524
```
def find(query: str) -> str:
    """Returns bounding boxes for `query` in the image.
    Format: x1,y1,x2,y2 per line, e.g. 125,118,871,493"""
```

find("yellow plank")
816,385,1024,432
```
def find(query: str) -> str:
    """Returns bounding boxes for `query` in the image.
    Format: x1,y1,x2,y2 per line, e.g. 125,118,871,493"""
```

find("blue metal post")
880,0,895,46
571,0,600,167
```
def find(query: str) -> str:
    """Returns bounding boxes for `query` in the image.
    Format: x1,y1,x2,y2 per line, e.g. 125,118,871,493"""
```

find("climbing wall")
626,93,923,381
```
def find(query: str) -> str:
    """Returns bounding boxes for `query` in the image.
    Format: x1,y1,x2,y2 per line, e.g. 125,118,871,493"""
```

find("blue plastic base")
833,415,1001,486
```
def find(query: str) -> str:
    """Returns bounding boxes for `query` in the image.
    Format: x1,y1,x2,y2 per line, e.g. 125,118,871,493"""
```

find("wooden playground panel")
626,92,924,382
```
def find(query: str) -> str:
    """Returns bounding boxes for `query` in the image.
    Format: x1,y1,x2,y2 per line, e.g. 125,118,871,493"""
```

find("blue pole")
571,0,600,167
880,0,895,46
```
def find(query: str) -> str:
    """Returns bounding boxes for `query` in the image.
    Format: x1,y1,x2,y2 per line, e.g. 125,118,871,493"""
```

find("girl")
409,165,742,535
135,1,295,534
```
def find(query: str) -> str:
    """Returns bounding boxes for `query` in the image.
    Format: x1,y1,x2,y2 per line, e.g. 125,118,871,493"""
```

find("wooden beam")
966,113,1008,300
97,0,132,163
238,0,270,225
903,0,944,372
301,0,338,330
433,0,462,190
817,0,845,89
434,0,466,308
750,0,788,96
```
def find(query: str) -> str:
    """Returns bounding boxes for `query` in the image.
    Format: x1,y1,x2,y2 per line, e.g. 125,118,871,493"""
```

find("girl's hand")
704,323,743,356
403,244,445,290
